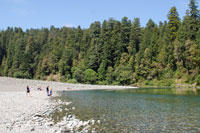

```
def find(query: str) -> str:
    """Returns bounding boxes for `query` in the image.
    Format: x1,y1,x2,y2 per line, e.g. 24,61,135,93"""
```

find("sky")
0,0,193,30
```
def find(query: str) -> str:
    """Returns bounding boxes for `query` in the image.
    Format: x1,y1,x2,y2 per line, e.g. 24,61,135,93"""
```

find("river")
56,88,200,132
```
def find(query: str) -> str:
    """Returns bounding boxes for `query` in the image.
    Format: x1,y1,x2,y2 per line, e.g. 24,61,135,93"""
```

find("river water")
57,88,200,132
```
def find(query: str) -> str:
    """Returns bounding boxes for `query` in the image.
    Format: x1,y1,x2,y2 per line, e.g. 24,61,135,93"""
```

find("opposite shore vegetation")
0,0,200,87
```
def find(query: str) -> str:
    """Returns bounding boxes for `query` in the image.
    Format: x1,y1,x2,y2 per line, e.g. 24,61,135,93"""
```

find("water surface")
57,88,200,132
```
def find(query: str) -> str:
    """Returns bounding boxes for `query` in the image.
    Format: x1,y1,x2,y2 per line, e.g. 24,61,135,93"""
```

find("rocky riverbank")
0,77,136,132
0,91,94,133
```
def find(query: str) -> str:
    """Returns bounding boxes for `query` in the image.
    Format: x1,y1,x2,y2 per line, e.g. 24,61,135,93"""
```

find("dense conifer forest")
0,0,200,86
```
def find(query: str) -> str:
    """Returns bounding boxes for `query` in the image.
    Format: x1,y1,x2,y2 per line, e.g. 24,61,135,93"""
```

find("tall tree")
168,6,181,41
188,0,199,40
189,0,199,20
128,18,141,70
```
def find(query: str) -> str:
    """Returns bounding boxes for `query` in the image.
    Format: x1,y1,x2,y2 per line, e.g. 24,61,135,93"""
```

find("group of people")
26,85,53,96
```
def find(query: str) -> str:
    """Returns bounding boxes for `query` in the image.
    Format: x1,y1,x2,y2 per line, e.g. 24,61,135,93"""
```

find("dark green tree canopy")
0,0,200,86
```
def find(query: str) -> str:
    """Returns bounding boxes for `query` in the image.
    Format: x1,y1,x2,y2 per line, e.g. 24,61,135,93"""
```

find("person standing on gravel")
26,85,31,96
46,86,49,96
49,88,53,96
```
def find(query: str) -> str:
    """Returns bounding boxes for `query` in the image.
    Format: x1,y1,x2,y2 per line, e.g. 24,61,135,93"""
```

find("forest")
0,0,200,86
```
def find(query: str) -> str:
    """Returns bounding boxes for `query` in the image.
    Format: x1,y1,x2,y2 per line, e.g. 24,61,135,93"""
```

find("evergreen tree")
168,6,181,41
188,0,199,40
189,0,199,20
128,18,141,71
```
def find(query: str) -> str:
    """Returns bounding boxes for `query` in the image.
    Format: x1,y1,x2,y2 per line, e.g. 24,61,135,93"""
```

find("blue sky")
0,0,192,30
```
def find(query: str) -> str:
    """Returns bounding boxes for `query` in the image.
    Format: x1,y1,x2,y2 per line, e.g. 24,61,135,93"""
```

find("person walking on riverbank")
46,86,49,96
26,85,31,96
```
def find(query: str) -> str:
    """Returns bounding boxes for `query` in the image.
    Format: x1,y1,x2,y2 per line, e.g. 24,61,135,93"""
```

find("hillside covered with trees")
0,0,200,86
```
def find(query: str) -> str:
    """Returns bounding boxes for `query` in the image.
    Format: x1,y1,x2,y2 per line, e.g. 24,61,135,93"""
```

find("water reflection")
112,88,200,96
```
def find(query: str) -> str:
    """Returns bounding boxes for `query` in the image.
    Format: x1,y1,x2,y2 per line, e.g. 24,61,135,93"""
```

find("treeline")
0,0,200,86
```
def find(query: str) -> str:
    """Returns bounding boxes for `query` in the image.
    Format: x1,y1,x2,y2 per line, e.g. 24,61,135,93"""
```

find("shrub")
67,79,78,84
84,69,97,84
14,71,31,79
73,69,84,83
98,80,108,85
195,75,200,85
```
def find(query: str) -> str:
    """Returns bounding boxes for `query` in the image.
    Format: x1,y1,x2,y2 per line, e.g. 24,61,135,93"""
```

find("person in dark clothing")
46,86,49,96
26,85,31,96
49,89,53,96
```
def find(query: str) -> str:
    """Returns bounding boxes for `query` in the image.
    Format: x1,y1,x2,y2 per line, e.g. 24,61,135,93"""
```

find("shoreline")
0,77,137,92
0,77,137,132
138,85,200,90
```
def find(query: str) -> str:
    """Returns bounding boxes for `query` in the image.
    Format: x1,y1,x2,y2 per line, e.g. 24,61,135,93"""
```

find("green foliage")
189,0,199,20
67,79,78,84
0,1,200,86
168,6,181,41
73,68,84,83
115,67,132,85
84,69,97,84
13,71,31,79
97,62,106,81
106,66,115,84
97,80,108,85
195,75,200,85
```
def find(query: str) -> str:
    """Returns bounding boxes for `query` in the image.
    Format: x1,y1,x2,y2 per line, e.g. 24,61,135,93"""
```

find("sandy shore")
0,77,136,132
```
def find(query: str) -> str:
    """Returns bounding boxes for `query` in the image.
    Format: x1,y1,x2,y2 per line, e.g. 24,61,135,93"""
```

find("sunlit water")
56,88,200,132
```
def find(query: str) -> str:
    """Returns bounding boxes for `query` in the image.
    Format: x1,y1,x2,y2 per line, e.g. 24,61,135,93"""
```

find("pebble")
30,128,35,131
68,114,73,118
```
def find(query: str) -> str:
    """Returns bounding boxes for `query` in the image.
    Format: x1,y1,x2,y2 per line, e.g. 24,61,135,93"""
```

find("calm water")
57,88,200,132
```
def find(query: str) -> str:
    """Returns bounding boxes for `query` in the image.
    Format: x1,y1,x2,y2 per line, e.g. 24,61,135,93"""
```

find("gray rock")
68,115,72,118
30,128,35,131
34,114,42,117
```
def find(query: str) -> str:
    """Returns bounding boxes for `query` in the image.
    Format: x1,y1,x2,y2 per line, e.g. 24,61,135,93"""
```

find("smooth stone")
30,128,35,131
34,114,42,117
68,115,72,118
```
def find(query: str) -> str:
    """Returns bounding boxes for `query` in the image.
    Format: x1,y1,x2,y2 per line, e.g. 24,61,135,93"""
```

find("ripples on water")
56,88,200,132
